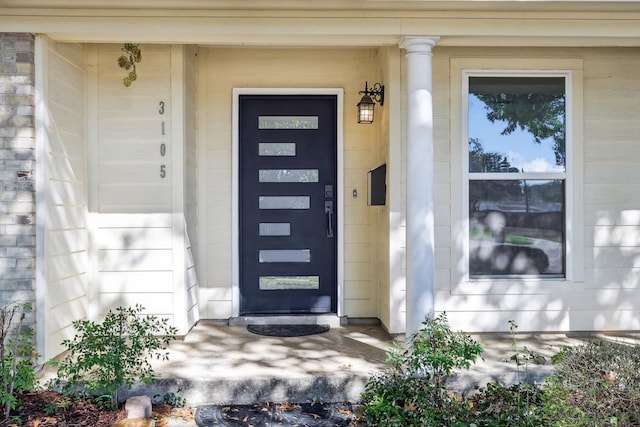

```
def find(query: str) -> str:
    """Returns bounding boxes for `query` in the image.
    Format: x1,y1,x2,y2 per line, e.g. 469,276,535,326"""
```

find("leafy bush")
362,318,640,427
0,303,37,421
470,382,546,427
52,305,177,409
543,340,640,426
364,371,473,426
362,313,483,426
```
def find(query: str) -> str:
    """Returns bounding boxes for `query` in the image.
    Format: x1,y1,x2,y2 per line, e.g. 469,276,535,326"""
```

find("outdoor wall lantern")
357,81,385,124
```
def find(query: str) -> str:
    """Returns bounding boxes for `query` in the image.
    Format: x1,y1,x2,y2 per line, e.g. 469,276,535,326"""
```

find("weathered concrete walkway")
125,321,393,406
114,320,640,407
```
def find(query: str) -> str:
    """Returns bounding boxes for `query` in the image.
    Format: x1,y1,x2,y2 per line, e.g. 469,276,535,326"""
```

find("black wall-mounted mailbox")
368,163,387,206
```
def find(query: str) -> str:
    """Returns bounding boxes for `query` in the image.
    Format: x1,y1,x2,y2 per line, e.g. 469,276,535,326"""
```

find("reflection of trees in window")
467,76,567,277
469,138,520,173
475,90,566,166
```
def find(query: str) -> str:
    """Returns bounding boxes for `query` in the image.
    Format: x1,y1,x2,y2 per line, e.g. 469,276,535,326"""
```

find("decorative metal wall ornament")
357,81,385,124
117,43,142,87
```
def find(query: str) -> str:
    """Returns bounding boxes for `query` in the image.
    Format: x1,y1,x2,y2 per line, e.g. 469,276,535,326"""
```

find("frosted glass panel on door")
259,276,320,290
258,116,319,129
259,169,319,183
259,143,296,156
259,196,310,209
259,249,311,263
259,223,291,236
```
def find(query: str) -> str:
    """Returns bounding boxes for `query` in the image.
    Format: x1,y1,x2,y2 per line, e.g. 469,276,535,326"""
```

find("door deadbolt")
324,184,334,198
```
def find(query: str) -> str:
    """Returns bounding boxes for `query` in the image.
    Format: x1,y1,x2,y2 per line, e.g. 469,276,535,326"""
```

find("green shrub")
362,313,483,426
470,382,546,427
543,340,640,426
52,305,177,409
363,371,473,426
0,303,37,421
362,318,640,426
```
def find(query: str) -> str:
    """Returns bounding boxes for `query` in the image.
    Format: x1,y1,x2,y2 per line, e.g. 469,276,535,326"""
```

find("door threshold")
229,315,346,328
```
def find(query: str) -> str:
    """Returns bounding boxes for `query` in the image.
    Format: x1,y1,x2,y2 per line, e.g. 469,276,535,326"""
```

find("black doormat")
247,324,330,337
195,402,364,426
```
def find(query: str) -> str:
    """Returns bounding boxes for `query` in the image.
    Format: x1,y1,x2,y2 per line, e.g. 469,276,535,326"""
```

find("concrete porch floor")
128,320,394,406
113,320,640,407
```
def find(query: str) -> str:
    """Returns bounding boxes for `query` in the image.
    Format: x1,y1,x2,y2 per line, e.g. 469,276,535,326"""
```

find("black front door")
239,95,337,314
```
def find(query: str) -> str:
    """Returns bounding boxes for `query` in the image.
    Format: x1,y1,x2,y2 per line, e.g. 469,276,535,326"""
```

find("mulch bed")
0,391,367,427
0,390,127,427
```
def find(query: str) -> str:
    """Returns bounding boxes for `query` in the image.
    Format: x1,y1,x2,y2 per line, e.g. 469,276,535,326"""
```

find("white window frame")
450,58,584,295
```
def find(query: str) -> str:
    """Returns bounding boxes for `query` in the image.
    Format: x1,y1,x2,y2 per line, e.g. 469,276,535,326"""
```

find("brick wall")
0,33,36,310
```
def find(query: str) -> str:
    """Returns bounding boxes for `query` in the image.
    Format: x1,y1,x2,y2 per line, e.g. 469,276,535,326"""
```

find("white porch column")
400,36,439,336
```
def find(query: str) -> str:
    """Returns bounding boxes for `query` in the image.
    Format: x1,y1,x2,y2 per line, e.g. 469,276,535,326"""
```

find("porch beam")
2,13,640,47
400,36,439,337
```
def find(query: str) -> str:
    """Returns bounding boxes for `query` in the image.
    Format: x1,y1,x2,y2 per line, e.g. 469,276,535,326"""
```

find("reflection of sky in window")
469,94,565,173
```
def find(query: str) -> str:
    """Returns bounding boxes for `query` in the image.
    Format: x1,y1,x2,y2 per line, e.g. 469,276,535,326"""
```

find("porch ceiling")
2,1,640,47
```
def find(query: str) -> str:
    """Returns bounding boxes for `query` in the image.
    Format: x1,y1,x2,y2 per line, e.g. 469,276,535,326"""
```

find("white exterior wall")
88,44,198,333
37,38,89,359
35,41,640,341
581,48,640,330
434,47,640,333
92,44,174,321
198,48,382,319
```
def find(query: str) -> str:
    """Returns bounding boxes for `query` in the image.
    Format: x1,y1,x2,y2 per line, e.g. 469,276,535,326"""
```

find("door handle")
325,201,334,238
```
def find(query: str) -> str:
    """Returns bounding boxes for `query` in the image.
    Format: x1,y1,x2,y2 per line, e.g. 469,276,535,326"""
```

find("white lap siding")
438,47,640,333
38,38,88,360
91,44,198,332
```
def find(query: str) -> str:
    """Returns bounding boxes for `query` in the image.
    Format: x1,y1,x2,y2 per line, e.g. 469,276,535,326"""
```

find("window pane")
469,77,566,173
259,249,310,263
259,276,320,290
469,179,565,276
259,169,319,183
259,143,296,156
258,116,319,129
259,223,291,236
259,196,310,210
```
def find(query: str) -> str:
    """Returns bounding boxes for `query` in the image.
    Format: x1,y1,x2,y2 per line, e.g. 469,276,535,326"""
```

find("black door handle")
325,201,334,238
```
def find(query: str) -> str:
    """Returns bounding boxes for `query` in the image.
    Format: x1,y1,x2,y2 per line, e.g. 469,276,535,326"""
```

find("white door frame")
231,88,345,317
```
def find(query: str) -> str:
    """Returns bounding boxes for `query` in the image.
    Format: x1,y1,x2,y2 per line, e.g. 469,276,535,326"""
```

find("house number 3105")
159,101,167,179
